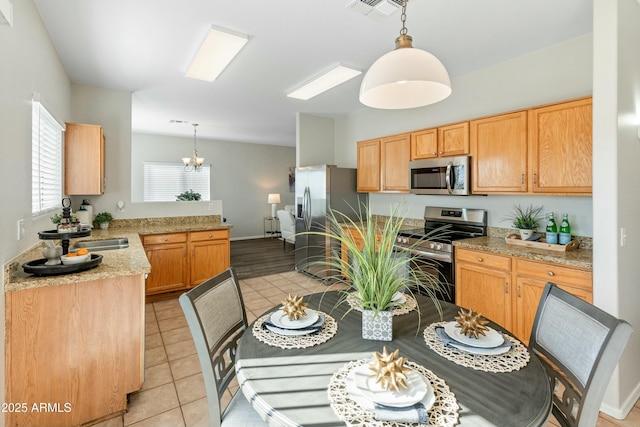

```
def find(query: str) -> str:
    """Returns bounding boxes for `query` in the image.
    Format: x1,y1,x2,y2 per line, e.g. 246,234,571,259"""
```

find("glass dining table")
236,291,552,427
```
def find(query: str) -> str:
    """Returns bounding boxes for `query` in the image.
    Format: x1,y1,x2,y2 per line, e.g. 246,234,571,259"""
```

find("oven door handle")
445,161,453,195
394,245,452,263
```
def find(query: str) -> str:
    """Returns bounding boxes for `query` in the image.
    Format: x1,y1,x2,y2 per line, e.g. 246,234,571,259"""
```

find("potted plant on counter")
94,211,113,230
301,203,447,341
502,204,544,241
176,189,202,201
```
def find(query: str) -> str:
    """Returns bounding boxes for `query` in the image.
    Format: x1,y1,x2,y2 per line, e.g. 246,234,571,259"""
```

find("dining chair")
529,283,633,427
179,268,267,427
277,209,296,249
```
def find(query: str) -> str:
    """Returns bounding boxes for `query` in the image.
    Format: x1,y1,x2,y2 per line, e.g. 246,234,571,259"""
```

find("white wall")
296,113,336,167
332,35,594,236
0,0,72,423
593,0,640,417
132,133,295,238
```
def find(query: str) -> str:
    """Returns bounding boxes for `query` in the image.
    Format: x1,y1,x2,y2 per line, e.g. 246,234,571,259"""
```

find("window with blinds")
143,162,211,202
32,100,63,217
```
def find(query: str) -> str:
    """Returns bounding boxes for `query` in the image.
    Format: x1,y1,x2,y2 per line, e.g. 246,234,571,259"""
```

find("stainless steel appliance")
394,206,487,303
409,155,470,195
295,165,367,278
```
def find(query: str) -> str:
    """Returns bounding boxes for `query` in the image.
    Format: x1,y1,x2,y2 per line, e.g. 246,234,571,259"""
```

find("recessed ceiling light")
185,26,249,82
287,65,362,100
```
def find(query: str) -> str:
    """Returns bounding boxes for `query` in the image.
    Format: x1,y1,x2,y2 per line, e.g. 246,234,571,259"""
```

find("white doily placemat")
424,321,530,373
346,292,417,316
252,311,338,349
328,359,459,427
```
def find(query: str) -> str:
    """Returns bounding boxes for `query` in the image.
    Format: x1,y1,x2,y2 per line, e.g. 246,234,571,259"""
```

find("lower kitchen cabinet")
143,232,189,295
5,274,144,427
455,249,512,329
142,229,230,295
455,247,592,344
190,229,231,286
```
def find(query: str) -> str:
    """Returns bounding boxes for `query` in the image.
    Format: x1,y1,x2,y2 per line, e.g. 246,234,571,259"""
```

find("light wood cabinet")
410,122,469,160
143,233,189,295
381,134,410,192
64,122,105,195
143,229,231,295
190,229,231,286
455,247,592,344
356,139,381,192
455,249,512,328
529,97,592,194
513,259,592,342
357,134,410,193
6,275,144,426
470,97,592,195
470,111,528,193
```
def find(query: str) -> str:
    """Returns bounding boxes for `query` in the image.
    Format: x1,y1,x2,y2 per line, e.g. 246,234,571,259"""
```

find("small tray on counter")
22,254,103,276
505,234,579,252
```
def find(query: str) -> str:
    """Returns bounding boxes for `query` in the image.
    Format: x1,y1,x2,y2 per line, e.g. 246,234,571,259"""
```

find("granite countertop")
453,236,593,270
4,216,233,293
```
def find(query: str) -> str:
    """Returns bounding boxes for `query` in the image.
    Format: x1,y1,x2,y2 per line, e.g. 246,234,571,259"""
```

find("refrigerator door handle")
303,187,311,231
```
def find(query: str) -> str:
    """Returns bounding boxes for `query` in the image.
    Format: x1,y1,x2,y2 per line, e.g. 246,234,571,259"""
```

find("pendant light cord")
400,0,408,36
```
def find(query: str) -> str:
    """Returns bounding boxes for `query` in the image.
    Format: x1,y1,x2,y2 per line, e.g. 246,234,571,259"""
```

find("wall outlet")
208,202,215,211
17,218,25,240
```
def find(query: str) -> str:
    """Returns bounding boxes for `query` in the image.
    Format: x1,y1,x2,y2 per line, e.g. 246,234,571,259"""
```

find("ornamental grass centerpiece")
302,203,447,341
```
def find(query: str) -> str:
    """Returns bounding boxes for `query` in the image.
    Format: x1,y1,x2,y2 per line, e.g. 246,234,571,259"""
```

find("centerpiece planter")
299,201,447,341
362,309,393,341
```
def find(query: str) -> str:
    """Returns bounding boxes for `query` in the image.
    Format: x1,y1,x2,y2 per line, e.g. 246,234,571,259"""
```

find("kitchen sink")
73,238,129,251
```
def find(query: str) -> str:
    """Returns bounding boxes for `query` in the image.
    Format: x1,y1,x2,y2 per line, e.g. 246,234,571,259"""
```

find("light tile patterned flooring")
91,271,639,427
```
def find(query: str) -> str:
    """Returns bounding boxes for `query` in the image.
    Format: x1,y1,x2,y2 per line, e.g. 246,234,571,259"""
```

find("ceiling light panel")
287,65,362,100
185,26,249,82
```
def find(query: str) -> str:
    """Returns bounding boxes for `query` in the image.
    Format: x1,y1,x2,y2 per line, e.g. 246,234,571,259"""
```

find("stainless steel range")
394,207,487,303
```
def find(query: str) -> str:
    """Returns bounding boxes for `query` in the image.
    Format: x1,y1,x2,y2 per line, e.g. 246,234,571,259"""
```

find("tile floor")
91,271,639,427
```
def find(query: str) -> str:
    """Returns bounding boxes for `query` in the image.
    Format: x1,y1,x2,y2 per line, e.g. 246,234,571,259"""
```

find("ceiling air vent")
346,0,402,21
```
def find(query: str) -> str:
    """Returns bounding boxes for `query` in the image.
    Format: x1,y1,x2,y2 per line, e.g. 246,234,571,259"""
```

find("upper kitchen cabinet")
356,138,381,192
380,133,410,192
64,123,105,195
470,97,592,195
470,111,528,193
410,122,469,160
528,97,592,194
357,134,410,193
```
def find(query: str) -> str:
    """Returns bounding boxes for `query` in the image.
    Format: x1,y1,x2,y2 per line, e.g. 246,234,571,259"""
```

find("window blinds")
32,101,63,216
143,162,211,202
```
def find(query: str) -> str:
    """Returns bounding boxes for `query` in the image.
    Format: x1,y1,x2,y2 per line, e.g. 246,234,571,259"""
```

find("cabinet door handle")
533,172,537,184
517,285,521,297
163,238,169,242
548,271,554,277
521,173,525,184
208,233,213,238
432,152,437,156
504,282,509,294
439,151,444,155
477,257,483,262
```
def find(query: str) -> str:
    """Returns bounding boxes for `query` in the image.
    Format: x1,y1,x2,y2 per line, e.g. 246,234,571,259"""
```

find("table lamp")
268,193,281,218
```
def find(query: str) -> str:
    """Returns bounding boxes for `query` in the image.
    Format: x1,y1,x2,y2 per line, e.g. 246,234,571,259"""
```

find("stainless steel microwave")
409,155,470,195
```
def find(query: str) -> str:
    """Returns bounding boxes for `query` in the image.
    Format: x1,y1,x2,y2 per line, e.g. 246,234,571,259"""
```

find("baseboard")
230,235,275,241
600,380,640,420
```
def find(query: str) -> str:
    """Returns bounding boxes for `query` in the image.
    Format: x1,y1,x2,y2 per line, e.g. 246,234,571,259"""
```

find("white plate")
448,341,511,355
392,292,406,304
346,364,435,411
270,309,319,330
443,321,504,348
350,364,428,408
265,324,316,336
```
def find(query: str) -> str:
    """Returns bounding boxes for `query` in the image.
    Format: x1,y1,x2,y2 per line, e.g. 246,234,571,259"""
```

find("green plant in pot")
302,203,447,341
176,189,202,201
94,211,113,230
502,204,544,241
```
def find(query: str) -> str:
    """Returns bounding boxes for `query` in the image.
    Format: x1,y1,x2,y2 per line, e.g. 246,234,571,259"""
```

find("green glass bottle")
545,213,558,244
559,213,571,245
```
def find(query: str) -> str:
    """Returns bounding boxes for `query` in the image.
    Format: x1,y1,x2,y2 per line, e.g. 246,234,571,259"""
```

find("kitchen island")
3,215,232,427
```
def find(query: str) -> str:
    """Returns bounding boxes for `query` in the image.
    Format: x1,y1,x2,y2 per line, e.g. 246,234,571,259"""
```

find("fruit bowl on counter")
61,252,91,265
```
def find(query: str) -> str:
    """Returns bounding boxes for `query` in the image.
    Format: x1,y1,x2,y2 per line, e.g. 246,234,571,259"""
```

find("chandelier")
359,0,451,109
182,123,204,172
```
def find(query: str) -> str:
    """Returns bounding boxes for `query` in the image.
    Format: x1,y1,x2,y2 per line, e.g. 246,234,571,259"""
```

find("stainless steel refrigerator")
295,165,367,279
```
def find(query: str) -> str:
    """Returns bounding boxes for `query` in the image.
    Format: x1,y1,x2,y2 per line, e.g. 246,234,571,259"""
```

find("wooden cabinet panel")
64,123,105,195
410,128,438,160
145,242,189,294
470,111,528,193
143,232,187,245
190,229,231,286
515,259,593,291
6,275,144,427
438,122,469,157
381,134,410,192
455,248,511,271
455,258,512,328
529,97,592,194
356,139,381,192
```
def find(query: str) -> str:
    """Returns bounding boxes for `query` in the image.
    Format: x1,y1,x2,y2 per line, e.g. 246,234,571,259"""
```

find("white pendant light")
182,123,205,172
359,0,451,109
